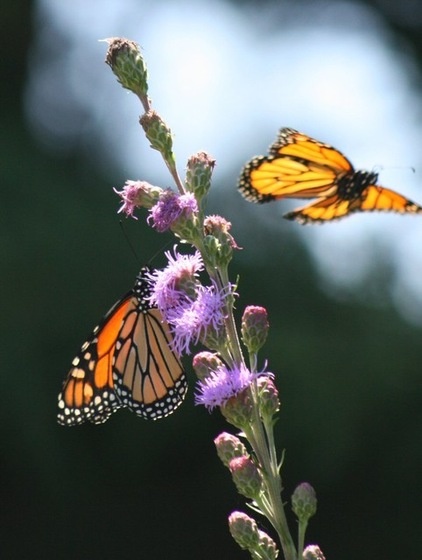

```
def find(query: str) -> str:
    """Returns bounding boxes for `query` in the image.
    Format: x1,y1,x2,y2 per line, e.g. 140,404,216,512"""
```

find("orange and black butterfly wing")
285,184,422,224
58,268,188,425
112,270,187,420
238,128,354,203
57,294,133,426
360,185,422,214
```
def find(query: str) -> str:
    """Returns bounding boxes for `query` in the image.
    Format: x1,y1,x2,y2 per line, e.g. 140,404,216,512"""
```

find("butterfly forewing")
57,296,131,426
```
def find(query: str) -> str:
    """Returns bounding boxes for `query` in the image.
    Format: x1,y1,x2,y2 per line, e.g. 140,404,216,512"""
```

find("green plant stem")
165,159,185,194
247,386,297,560
218,266,243,365
297,519,307,559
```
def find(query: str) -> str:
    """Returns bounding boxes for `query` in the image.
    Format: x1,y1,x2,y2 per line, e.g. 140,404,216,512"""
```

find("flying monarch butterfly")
238,127,422,224
57,267,187,426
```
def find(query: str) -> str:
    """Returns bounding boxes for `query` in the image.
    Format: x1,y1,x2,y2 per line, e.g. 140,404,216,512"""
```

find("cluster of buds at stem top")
228,511,278,560
105,38,180,193
104,37,150,111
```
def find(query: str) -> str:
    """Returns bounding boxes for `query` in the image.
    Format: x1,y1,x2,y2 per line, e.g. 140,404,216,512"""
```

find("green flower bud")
228,511,260,552
200,324,227,354
241,305,269,354
185,151,215,201
292,482,317,523
256,376,280,421
257,530,279,560
220,387,254,430
104,37,149,108
303,545,326,560
202,215,239,269
202,234,222,268
192,352,223,381
214,432,249,468
140,111,175,165
171,214,201,245
229,456,263,500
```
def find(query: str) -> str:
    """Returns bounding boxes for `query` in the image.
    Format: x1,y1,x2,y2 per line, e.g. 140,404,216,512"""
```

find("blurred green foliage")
2,2,421,559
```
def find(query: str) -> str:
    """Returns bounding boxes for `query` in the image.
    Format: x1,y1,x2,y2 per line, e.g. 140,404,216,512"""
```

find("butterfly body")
58,268,187,426
238,127,422,223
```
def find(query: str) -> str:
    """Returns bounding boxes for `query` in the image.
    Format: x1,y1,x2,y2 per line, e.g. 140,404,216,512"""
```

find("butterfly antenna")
376,164,416,174
119,220,141,265
119,221,175,269
147,239,174,267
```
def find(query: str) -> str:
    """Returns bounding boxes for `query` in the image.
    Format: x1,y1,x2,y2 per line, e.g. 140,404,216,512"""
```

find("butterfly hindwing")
239,127,422,223
112,272,187,420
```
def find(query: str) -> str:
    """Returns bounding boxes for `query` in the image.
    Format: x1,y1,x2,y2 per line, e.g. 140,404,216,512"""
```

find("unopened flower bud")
292,482,317,523
229,456,262,500
221,387,254,429
303,545,326,560
241,306,269,354
140,111,175,164
185,151,215,200
257,375,280,421
214,432,248,468
228,511,260,551
203,215,239,269
200,323,227,354
104,37,149,109
229,513,278,559
192,352,223,381
257,530,278,560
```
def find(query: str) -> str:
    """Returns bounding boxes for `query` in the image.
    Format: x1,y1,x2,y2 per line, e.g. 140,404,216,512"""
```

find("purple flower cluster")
148,189,198,232
195,363,257,410
147,248,229,356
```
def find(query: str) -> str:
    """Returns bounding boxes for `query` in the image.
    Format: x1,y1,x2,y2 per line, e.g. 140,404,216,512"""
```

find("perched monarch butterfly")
238,127,422,224
57,267,187,426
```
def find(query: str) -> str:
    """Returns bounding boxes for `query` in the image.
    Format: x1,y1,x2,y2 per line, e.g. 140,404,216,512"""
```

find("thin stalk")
248,384,297,560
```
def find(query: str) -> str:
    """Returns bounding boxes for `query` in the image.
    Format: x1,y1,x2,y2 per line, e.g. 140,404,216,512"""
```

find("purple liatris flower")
166,283,229,355
195,363,257,410
114,180,162,218
147,247,204,311
147,247,230,355
148,189,198,232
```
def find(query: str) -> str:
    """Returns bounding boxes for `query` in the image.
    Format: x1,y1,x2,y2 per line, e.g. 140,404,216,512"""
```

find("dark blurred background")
2,1,422,559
